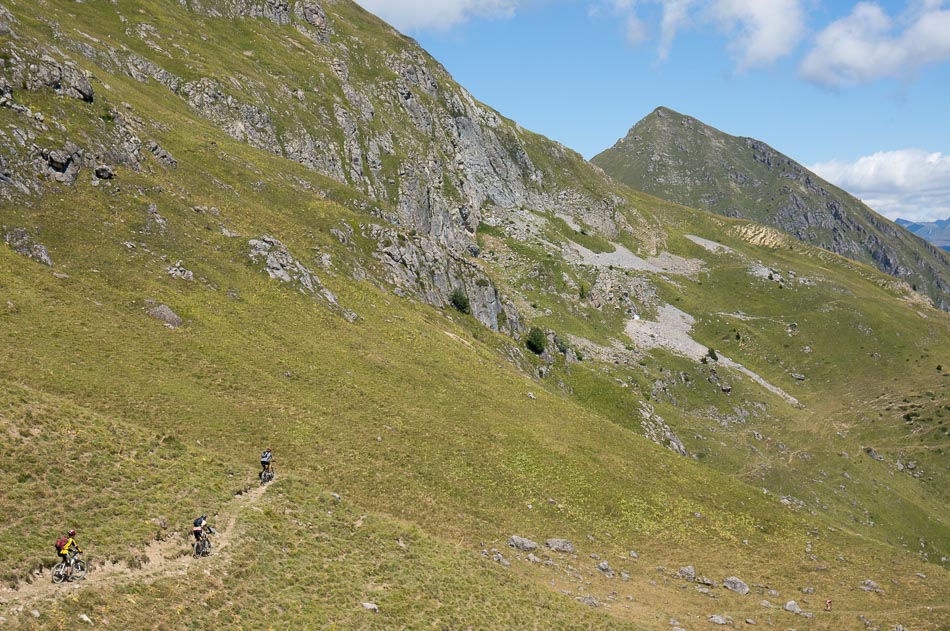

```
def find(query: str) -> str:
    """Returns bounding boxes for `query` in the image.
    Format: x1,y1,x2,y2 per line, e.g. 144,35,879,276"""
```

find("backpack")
261,449,271,461
55,536,68,552
193,517,204,528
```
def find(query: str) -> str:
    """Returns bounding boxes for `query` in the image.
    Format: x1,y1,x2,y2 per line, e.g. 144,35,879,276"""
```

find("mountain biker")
192,515,209,543
260,448,274,478
59,530,83,581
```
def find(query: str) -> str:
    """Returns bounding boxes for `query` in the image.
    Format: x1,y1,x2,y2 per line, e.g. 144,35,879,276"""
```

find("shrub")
525,327,546,355
449,288,471,314
707,347,719,361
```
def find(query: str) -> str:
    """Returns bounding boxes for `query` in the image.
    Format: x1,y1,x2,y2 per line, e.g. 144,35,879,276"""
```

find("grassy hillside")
0,1,948,629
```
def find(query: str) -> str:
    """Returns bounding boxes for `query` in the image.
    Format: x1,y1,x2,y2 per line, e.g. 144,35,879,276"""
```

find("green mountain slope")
592,107,950,311
1,2,948,629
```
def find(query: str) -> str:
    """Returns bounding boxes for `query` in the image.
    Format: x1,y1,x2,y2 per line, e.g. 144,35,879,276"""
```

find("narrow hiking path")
0,480,272,613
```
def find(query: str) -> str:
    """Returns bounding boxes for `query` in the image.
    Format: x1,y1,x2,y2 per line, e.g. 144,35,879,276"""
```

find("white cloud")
800,1,950,87
810,149,950,222
353,0,521,32
624,14,649,45
710,0,806,69
597,0,804,66
657,0,698,60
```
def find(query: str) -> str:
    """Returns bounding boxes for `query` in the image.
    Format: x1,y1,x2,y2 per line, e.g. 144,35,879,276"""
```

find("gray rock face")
147,304,183,328
12,53,94,102
724,576,750,595
182,79,280,155
507,535,538,552
4,228,52,265
366,223,520,334
545,538,575,553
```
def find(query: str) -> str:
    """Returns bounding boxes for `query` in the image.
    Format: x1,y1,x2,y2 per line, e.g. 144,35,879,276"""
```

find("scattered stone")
146,303,183,328
507,535,538,552
596,561,614,577
590,553,601,561
94,164,114,179
708,614,732,625
167,260,194,281
361,602,378,613
576,595,599,607
527,391,536,399
629,550,639,559
745,620,756,625
767,589,780,597
783,600,802,615
145,204,167,234
760,600,772,609
791,373,806,381
677,566,696,581
78,613,93,624
915,573,926,579
31,610,40,619
724,576,750,595
491,552,511,567
865,447,884,462
860,579,883,593
526,553,541,564
800,586,814,594
546,538,575,553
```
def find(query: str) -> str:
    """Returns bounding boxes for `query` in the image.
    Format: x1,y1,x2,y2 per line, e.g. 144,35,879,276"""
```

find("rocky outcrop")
364,223,521,333
8,52,94,102
4,228,52,266
34,142,87,184
248,235,356,321
181,79,281,155
639,402,688,456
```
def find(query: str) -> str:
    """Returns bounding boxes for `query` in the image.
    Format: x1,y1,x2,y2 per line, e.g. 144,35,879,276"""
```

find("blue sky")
353,1,950,222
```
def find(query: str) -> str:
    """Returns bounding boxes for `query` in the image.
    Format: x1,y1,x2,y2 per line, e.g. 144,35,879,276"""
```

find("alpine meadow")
0,1,948,630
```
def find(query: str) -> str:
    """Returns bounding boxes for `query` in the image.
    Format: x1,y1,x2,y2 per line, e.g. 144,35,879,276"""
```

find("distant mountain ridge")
592,107,950,310
897,217,950,251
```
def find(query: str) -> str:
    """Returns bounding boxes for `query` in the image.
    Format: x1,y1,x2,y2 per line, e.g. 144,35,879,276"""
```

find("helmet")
200,515,207,521
67,530,76,536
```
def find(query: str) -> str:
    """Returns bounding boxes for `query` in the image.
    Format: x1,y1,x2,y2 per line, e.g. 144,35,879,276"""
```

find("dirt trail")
0,481,271,613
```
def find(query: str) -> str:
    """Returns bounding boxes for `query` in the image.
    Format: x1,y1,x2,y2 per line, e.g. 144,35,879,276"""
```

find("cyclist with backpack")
55,530,83,581
192,515,215,557
260,448,274,479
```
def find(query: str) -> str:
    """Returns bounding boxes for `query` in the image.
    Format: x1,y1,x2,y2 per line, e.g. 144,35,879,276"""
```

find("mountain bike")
260,466,275,486
193,526,215,558
51,554,87,584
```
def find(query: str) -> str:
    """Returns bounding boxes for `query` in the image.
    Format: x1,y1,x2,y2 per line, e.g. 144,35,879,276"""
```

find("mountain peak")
593,110,950,310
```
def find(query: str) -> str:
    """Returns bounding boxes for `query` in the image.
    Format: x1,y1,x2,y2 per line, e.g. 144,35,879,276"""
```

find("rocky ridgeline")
0,0,628,329
0,0,622,254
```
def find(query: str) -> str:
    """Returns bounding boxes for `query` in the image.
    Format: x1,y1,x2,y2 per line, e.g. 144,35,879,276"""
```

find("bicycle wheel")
193,541,201,558
72,559,87,579
51,563,66,584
